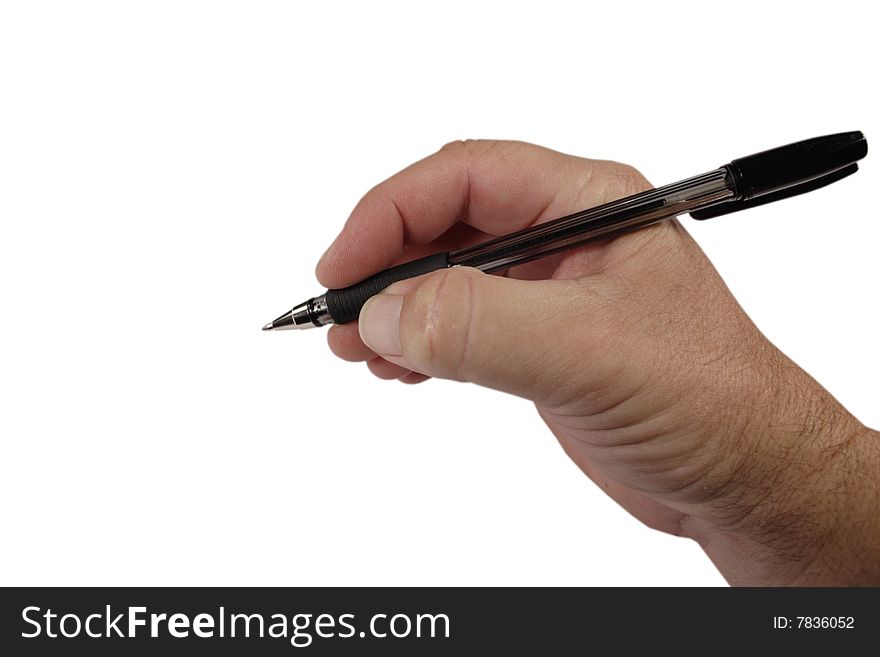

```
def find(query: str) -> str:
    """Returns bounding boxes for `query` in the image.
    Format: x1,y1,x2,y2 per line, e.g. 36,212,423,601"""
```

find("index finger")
315,139,604,289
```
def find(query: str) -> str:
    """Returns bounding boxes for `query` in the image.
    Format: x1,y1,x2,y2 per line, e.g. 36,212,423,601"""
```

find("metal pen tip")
263,308,299,331
262,300,323,331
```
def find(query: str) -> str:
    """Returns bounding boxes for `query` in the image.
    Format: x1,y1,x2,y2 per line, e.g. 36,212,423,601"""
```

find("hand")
317,140,880,585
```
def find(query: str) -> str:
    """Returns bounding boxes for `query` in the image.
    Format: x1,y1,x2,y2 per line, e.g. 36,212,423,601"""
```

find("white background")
1,1,877,586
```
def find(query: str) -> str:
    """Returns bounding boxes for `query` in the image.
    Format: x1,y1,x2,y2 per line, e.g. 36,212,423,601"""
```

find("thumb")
358,266,613,404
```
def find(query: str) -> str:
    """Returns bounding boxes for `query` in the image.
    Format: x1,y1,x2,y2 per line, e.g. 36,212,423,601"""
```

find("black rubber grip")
325,252,450,324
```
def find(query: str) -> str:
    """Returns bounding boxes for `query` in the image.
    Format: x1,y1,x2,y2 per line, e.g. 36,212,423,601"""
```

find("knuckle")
439,139,468,153
592,161,652,205
439,138,502,157
613,161,640,177
400,267,475,379
614,162,652,194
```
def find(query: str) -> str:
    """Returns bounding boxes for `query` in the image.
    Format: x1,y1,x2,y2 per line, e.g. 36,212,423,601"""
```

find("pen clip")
691,131,867,220
690,162,860,220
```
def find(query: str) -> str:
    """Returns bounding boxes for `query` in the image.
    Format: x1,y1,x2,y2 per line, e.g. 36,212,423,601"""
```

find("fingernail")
359,294,403,357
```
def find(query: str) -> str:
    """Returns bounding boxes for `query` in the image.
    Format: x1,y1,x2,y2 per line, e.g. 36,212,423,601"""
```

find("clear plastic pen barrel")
447,168,736,273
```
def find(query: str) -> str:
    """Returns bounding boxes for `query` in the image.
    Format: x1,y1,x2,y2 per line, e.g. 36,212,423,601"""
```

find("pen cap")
729,131,867,200
691,131,867,220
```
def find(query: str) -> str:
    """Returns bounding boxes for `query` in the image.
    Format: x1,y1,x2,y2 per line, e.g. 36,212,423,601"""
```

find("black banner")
1,587,877,654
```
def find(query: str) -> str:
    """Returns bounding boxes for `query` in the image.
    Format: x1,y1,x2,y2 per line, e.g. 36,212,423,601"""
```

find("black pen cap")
730,131,867,200
691,131,868,220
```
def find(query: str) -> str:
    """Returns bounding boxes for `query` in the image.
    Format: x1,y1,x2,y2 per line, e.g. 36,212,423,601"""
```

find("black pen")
263,132,867,331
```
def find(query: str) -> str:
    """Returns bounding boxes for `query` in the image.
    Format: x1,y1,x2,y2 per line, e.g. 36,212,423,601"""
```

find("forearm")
786,424,880,585
688,353,880,585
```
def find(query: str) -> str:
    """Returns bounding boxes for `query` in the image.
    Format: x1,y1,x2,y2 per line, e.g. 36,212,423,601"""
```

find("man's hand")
317,140,880,585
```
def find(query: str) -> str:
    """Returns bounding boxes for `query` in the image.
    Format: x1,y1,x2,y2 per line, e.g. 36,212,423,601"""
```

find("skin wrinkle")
544,306,684,430
674,440,756,505
533,158,557,219
531,195,558,230
542,408,689,537
570,166,597,212
641,458,725,500
420,269,455,379
546,381,672,439
389,196,412,248
461,151,472,225
456,271,477,383
552,408,727,503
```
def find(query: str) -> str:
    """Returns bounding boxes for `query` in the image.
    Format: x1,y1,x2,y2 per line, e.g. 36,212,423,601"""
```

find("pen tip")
262,322,274,331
